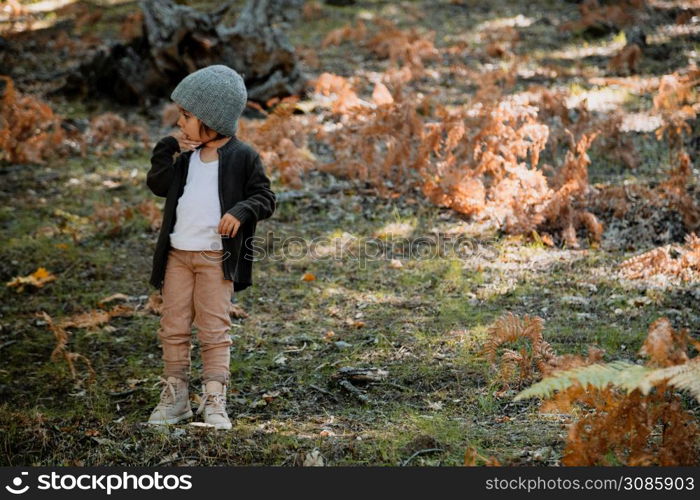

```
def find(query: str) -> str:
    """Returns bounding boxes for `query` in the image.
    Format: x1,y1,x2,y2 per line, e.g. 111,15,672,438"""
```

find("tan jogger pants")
158,248,233,384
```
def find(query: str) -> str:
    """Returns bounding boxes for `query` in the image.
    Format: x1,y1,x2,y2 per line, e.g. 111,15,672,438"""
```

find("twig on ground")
401,448,443,466
156,455,201,466
0,340,17,351
338,379,369,403
108,389,137,397
309,384,339,402
382,381,409,392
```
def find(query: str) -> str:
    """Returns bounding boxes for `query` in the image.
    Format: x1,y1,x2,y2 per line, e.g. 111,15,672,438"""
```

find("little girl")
145,65,276,429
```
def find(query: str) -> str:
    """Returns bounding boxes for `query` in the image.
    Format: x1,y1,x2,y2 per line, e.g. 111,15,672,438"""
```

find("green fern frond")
639,358,700,402
514,361,650,401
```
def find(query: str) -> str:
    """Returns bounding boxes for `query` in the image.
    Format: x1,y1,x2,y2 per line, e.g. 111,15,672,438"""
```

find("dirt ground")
1,0,699,465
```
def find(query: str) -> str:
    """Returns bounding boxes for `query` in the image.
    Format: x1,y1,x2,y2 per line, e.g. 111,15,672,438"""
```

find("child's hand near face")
172,129,201,151
218,213,241,237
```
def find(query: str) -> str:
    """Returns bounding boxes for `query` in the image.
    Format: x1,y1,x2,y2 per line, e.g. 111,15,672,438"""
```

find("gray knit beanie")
170,65,247,137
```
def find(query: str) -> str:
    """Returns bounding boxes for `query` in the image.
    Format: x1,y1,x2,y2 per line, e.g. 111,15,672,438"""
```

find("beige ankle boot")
148,376,192,425
196,381,232,430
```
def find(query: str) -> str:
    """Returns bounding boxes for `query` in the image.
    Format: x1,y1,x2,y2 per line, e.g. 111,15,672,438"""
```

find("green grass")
2,152,695,464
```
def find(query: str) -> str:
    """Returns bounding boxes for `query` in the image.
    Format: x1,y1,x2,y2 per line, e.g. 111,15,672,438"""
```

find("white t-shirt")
169,148,223,251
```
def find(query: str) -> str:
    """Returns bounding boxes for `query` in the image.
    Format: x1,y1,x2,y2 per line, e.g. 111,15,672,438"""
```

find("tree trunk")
57,0,307,106
218,0,306,101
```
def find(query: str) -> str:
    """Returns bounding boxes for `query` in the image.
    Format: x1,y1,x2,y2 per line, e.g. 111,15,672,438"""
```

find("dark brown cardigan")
146,135,276,292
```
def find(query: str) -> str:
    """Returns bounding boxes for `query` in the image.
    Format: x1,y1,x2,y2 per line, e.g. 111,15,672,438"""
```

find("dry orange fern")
484,312,556,389
238,96,317,188
653,68,700,152
620,232,700,283
517,317,700,465
0,76,67,164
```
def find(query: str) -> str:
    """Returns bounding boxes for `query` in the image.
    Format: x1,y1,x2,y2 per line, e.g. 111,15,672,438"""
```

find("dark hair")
177,105,228,142
198,121,227,142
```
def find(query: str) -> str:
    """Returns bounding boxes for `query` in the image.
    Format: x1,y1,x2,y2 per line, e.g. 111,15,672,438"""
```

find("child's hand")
218,213,241,238
172,130,201,151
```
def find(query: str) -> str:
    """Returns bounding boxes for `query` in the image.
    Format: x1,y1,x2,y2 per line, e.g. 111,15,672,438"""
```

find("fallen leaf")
35,225,59,238
295,100,321,113
102,179,122,190
427,401,444,410
372,82,394,106
145,291,163,315
250,399,267,408
6,267,57,292
98,293,130,307
464,447,478,466
262,390,280,403
92,437,116,446
303,449,325,466
336,367,388,382
136,199,162,231
345,318,365,328
229,303,249,318
301,272,316,281
126,377,149,387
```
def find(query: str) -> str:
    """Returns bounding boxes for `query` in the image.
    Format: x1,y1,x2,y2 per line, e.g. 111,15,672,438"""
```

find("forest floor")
1,0,699,465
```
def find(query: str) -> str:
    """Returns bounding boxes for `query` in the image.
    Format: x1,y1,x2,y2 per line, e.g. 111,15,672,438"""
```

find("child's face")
176,105,201,141
176,105,213,142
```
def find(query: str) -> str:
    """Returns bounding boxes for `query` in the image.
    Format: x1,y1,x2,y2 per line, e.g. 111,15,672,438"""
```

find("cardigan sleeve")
146,136,180,197
226,153,276,225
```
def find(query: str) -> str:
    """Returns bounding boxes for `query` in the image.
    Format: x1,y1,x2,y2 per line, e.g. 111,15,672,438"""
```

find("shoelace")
196,390,227,416
153,377,178,409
